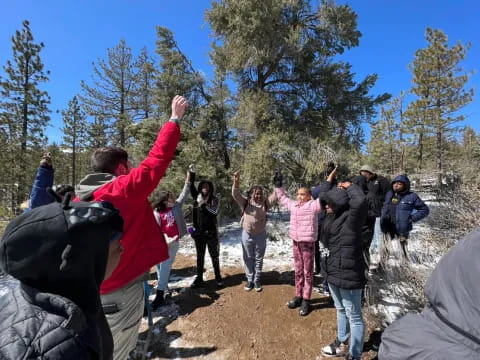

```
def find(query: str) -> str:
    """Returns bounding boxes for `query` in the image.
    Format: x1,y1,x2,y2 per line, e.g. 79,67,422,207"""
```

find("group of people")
1,91,476,360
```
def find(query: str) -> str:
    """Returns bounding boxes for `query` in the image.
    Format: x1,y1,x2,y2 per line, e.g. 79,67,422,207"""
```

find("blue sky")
1,0,478,144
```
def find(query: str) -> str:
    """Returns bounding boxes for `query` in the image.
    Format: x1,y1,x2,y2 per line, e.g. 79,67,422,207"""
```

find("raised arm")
176,170,192,205
29,153,55,209
110,96,186,200
231,171,248,208
189,165,199,199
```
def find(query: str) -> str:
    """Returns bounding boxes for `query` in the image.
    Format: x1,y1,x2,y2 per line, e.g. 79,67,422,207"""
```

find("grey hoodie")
76,173,116,201
379,228,480,359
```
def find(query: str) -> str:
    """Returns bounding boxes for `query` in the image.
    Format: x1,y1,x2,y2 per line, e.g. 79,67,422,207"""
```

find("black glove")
380,218,389,234
273,171,283,188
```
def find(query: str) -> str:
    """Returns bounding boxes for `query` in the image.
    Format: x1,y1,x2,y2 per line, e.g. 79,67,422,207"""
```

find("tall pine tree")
0,20,50,205
80,39,137,147
61,96,87,185
408,28,473,181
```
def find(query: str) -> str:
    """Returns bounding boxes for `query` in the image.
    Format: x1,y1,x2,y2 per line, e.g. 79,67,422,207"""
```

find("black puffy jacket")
0,201,123,359
319,183,367,289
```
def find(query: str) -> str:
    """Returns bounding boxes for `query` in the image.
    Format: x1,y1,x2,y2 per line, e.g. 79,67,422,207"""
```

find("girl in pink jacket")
274,172,322,316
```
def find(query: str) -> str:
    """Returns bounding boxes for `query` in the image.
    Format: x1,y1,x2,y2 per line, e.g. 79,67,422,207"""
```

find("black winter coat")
319,183,368,290
364,174,390,217
0,280,109,359
0,201,122,360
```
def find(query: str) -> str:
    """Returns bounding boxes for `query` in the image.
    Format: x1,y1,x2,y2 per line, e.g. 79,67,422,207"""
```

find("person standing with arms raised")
75,95,188,359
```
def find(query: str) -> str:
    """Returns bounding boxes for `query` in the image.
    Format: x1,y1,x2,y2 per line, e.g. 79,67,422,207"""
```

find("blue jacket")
380,175,429,237
29,165,54,209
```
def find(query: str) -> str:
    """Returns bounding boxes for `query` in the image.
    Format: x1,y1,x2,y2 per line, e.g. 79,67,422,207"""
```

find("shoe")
254,281,262,292
314,287,331,296
244,281,254,291
287,296,302,309
150,290,165,311
321,338,348,358
299,299,311,316
216,278,224,288
190,277,205,288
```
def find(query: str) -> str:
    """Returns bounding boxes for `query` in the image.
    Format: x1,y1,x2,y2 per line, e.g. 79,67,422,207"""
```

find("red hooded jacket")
76,121,181,294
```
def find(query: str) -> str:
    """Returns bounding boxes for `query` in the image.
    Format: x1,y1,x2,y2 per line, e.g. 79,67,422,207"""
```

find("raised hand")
273,171,283,188
40,152,52,167
171,95,188,120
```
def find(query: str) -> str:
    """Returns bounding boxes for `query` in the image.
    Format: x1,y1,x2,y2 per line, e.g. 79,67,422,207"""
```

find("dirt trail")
136,254,380,360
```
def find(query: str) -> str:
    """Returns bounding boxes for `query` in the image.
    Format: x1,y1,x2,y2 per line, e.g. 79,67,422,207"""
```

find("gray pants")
101,279,145,360
241,230,267,282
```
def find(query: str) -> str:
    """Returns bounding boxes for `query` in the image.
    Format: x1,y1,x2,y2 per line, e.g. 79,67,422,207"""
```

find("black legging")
194,231,221,280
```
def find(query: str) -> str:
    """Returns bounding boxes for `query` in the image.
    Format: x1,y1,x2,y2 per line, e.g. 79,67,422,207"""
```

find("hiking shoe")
190,277,205,289
299,299,311,316
254,281,262,292
216,278,224,289
287,296,302,309
321,338,348,357
244,281,254,291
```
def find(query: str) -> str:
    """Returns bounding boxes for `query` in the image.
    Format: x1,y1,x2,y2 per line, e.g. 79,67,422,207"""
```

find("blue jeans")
156,240,180,291
328,283,365,359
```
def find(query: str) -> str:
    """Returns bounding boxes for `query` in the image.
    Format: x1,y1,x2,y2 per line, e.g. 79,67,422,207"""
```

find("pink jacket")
275,187,322,242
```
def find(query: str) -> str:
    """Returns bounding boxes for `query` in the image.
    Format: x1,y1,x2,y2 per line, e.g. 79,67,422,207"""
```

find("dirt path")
136,254,380,360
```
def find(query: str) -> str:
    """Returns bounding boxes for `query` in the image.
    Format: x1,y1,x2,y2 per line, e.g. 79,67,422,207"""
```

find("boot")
150,290,165,311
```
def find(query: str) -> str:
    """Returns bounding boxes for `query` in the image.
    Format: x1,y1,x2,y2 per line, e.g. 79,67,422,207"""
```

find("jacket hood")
0,200,123,318
392,174,411,192
197,180,215,197
424,227,480,343
76,173,116,201
324,187,349,216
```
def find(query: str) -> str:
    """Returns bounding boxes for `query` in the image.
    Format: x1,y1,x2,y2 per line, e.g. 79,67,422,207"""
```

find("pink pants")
293,240,315,300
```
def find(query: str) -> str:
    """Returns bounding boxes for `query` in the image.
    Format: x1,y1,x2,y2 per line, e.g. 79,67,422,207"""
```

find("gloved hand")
273,171,283,188
380,219,388,234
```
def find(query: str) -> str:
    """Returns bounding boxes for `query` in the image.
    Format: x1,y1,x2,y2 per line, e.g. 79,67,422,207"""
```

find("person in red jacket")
75,95,187,360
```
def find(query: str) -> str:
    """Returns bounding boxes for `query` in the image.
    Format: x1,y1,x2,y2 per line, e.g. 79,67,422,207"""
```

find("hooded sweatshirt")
380,174,429,237
190,172,220,233
76,121,180,294
0,200,124,359
379,228,480,359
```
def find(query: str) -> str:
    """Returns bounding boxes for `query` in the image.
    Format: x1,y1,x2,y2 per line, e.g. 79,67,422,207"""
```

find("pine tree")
61,96,87,185
206,0,389,143
80,39,137,147
0,20,50,204
408,28,474,182
132,47,157,120
87,116,109,149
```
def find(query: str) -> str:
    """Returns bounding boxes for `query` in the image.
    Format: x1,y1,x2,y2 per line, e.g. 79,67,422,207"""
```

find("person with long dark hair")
232,171,276,292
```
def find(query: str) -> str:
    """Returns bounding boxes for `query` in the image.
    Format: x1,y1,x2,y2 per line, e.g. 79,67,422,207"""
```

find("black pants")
194,231,221,280
314,240,321,274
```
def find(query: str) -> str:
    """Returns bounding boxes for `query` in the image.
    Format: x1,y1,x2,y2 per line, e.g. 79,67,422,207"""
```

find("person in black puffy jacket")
318,168,368,360
0,197,124,360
